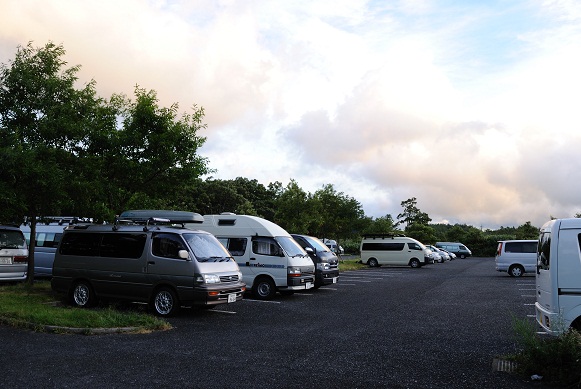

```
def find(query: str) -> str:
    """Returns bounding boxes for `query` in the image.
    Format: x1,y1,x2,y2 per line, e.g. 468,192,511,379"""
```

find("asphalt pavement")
1,257,540,388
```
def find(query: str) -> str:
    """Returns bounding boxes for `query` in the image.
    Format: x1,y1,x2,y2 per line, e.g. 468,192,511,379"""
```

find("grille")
219,274,239,283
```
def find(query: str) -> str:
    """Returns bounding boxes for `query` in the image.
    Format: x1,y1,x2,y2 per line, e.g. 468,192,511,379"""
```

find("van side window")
100,234,146,258
252,237,282,257
408,243,422,251
538,233,551,270
60,233,100,256
152,233,186,259
362,242,405,251
36,233,62,248
225,238,247,256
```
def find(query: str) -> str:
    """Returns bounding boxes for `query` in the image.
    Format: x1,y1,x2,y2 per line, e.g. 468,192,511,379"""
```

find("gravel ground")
1,257,540,388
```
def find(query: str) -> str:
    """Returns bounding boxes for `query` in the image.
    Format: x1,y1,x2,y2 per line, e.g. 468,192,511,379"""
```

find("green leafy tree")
312,184,365,240
362,214,398,235
396,197,431,228
0,42,106,282
405,223,437,244
515,221,539,239
274,179,316,233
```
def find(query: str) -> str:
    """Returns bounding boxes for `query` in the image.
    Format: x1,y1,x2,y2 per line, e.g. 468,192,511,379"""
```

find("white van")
360,234,431,268
495,240,537,277
52,211,246,317
0,225,29,282
536,218,581,335
190,214,315,300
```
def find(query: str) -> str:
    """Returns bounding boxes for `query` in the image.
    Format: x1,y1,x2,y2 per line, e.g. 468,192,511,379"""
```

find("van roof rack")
118,210,204,224
26,216,94,226
363,233,406,239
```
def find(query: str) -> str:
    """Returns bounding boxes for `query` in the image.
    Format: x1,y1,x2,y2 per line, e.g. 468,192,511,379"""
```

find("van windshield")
302,236,331,253
0,230,27,249
183,233,232,262
277,236,307,257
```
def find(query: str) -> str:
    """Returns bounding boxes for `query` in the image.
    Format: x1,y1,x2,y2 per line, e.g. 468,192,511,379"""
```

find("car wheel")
368,258,379,267
509,265,525,277
252,277,276,300
71,281,98,308
410,259,421,268
151,287,179,317
460,254,466,259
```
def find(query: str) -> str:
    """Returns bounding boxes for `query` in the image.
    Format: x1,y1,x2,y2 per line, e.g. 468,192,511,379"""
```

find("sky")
2,0,581,230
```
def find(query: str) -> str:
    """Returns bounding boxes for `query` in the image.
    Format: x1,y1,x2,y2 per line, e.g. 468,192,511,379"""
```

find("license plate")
227,294,236,303
332,277,338,284
305,282,313,289
0,257,11,265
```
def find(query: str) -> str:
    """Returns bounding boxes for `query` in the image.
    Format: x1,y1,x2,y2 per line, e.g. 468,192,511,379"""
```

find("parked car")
495,240,536,277
291,234,339,288
360,234,431,268
427,245,450,262
0,225,29,282
435,242,471,258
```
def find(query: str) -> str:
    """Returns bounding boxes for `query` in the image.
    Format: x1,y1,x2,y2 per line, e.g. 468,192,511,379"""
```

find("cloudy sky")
2,0,581,229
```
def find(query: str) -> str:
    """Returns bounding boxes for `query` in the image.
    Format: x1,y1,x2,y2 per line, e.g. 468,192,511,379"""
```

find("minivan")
0,225,29,282
188,213,316,300
291,234,339,288
435,242,472,258
536,218,581,335
360,234,431,268
51,211,246,316
21,217,89,278
495,240,537,277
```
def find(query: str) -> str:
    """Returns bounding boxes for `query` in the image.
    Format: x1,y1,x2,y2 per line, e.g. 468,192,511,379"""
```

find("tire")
71,281,98,308
509,265,525,277
252,277,276,300
368,258,379,267
151,287,180,317
460,254,466,259
409,259,421,268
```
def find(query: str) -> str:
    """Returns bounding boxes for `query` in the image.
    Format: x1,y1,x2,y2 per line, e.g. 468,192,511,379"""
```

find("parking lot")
1,258,537,388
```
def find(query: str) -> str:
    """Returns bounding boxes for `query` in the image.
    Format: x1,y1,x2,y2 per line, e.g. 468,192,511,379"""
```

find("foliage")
512,317,581,386
0,281,169,332
405,223,437,244
396,197,431,228
361,214,398,235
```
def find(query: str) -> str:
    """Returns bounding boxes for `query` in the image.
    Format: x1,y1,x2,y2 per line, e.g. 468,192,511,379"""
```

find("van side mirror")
178,250,190,260
305,247,314,255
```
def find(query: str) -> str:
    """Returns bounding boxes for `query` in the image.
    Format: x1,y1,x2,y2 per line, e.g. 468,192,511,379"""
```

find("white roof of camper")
193,214,290,238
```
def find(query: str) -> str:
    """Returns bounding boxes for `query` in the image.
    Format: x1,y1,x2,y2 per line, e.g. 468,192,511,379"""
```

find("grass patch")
511,317,581,386
0,281,171,333
338,258,366,271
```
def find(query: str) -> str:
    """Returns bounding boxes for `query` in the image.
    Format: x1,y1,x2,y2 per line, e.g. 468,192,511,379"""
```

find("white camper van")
360,234,431,268
191,214,315,300
536,218,581,335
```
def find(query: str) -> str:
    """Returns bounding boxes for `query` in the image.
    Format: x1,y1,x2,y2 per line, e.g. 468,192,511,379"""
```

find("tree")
405,223,437,244
312,184,365,239
396,197,431,228
515,221,539,240
362,214,398,235
274,179,315,234
0,42,105,282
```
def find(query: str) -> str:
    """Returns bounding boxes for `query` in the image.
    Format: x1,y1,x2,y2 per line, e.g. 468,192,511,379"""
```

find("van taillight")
14,255,28,263
496,243,503,257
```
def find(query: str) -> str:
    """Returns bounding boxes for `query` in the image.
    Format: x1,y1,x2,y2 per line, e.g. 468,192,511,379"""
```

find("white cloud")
2,0,581,229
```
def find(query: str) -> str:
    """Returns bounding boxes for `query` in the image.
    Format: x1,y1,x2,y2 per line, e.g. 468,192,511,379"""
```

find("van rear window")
362,242,405,251
505,241,537,253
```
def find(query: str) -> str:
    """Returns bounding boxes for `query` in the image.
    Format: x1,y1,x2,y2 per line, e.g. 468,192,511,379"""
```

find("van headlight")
196,274,221,284
288,267,301,277
317,262,330,270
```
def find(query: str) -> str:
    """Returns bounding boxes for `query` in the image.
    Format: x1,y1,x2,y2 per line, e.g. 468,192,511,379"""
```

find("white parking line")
521,295,536,298
243,299,281,304
209,309,237,314
524,303,535,306
337,283,356,286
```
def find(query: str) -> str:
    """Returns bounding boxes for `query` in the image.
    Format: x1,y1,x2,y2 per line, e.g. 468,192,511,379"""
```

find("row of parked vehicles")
359,234,471,268
2,211,340,316
4,213,581,335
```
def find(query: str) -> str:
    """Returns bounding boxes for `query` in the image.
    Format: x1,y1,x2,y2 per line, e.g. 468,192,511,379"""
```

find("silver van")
435,242,472,258
0,225,29,282
495,240,537,277
51,211,246,316
21,217,87,278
